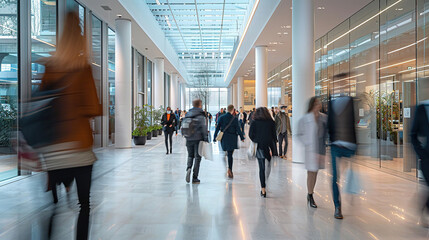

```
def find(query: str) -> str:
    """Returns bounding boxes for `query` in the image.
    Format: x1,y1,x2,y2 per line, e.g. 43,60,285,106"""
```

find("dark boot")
334,207,343,219
307,194,317,208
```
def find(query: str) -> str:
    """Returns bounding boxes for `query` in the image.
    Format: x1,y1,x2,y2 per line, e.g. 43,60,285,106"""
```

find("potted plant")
152,125,158,137
133,106,150,145
132,128,147,145
146,125,153,140
157,124,163,135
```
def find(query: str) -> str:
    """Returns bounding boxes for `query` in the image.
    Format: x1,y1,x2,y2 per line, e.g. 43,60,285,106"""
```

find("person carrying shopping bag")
214,104,245,179
249,107,277,198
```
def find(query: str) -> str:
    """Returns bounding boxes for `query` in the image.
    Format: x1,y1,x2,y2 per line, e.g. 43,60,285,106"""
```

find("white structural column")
237,77,244,109
115,18,132,148
170,73,178,109
154,58,165,109
232,83,238,108
255,46,268,108
227,86,232,105
292,0,315,163
181,83,186,110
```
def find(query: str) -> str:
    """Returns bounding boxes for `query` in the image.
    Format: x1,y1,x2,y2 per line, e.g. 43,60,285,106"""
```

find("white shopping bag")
345,166,362,194
198,141,213,161
247,141,257,160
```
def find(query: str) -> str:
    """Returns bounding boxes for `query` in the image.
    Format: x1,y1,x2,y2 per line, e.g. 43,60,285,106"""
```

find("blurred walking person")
37,12,102,239
411,100,429,227
182,99,208,184
161,107,177,154
297,97,327,208
249,107,277,198
275,106,291,159
239,108,247,134
328,95,356,219
214,105,245,179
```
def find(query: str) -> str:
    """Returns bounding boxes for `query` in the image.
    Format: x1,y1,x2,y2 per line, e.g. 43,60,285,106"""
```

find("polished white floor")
0,133,429,240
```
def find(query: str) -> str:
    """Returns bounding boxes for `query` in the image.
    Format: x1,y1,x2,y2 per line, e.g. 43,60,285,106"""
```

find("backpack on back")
181,116,198,138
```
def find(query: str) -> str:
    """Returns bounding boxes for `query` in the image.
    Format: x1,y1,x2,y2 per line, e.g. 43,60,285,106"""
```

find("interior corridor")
0,133,428,240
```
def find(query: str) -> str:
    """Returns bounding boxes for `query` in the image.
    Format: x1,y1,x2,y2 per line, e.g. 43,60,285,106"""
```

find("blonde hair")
50,11,89,70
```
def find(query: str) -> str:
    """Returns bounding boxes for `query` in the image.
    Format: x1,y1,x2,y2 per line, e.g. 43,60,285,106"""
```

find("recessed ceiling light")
286,25,291,29
277,32,282,35
283,32,288,35
317,6,325,10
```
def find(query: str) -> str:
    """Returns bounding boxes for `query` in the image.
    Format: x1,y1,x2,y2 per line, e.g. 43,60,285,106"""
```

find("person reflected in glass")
249,107,277,198
214,104,245,179
161,106,177,154
40,11,102,240
297,97,327,208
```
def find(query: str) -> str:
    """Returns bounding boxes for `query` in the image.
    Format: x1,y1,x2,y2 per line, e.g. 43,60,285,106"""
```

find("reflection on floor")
0,133,428,239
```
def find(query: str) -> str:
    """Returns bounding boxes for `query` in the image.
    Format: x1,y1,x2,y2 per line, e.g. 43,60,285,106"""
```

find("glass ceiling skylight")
146,0,254,86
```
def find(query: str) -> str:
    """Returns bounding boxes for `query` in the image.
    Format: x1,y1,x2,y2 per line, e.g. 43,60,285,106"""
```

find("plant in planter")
132,128,147,145
146,125,153,140
152,125,158,137
133,106,150,145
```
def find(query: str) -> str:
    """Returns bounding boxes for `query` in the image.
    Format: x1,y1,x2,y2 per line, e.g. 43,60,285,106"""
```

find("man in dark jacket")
214,104,245,179
161,107,177,154
411,101,429,227
328,96,357,220
275,106,291,159
184,99,208,184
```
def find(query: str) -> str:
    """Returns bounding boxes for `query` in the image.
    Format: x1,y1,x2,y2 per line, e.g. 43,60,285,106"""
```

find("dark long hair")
307,97,320,113
253,107,272,121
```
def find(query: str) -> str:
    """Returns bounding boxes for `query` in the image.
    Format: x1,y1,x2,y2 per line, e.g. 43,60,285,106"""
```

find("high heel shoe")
307,194,317,208
260,191,267,198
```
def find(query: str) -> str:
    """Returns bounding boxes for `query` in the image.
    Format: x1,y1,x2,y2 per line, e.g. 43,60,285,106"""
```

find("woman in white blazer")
298,97,327,208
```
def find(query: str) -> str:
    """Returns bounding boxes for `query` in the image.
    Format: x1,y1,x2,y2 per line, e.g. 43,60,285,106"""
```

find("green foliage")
132,128,147,137
0,104,17,147
151,105,164,125
133,105,151,136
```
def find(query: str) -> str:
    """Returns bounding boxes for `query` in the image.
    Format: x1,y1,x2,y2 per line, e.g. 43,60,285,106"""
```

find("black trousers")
227,150,234,170
165,131,173,151
278,132,288,156
187,142,202,179
257,157,271,188
422,161,429,210
48,165,93,240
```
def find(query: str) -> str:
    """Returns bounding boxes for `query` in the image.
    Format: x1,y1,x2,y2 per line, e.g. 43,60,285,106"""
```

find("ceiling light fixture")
317,6,325,10
224,0,261,82
388,37,428,54
377,58,415,70
354,59,380,69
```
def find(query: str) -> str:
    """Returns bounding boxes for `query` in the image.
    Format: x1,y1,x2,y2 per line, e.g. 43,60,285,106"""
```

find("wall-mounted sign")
404,108,411,118
359,108,364,117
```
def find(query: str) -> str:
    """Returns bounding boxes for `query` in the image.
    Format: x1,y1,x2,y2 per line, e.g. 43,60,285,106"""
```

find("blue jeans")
331,145,355,208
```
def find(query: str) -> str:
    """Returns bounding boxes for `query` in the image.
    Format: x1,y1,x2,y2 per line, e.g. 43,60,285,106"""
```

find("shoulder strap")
223,116,235,132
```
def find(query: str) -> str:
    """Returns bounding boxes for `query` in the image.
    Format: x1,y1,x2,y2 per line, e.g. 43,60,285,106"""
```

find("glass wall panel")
267,0,422,178
348,0,380,169
108,28,115,144
0,0,18,180
147,59,152,106
187,87,228,114
91,14,102,148
31,0,56,90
